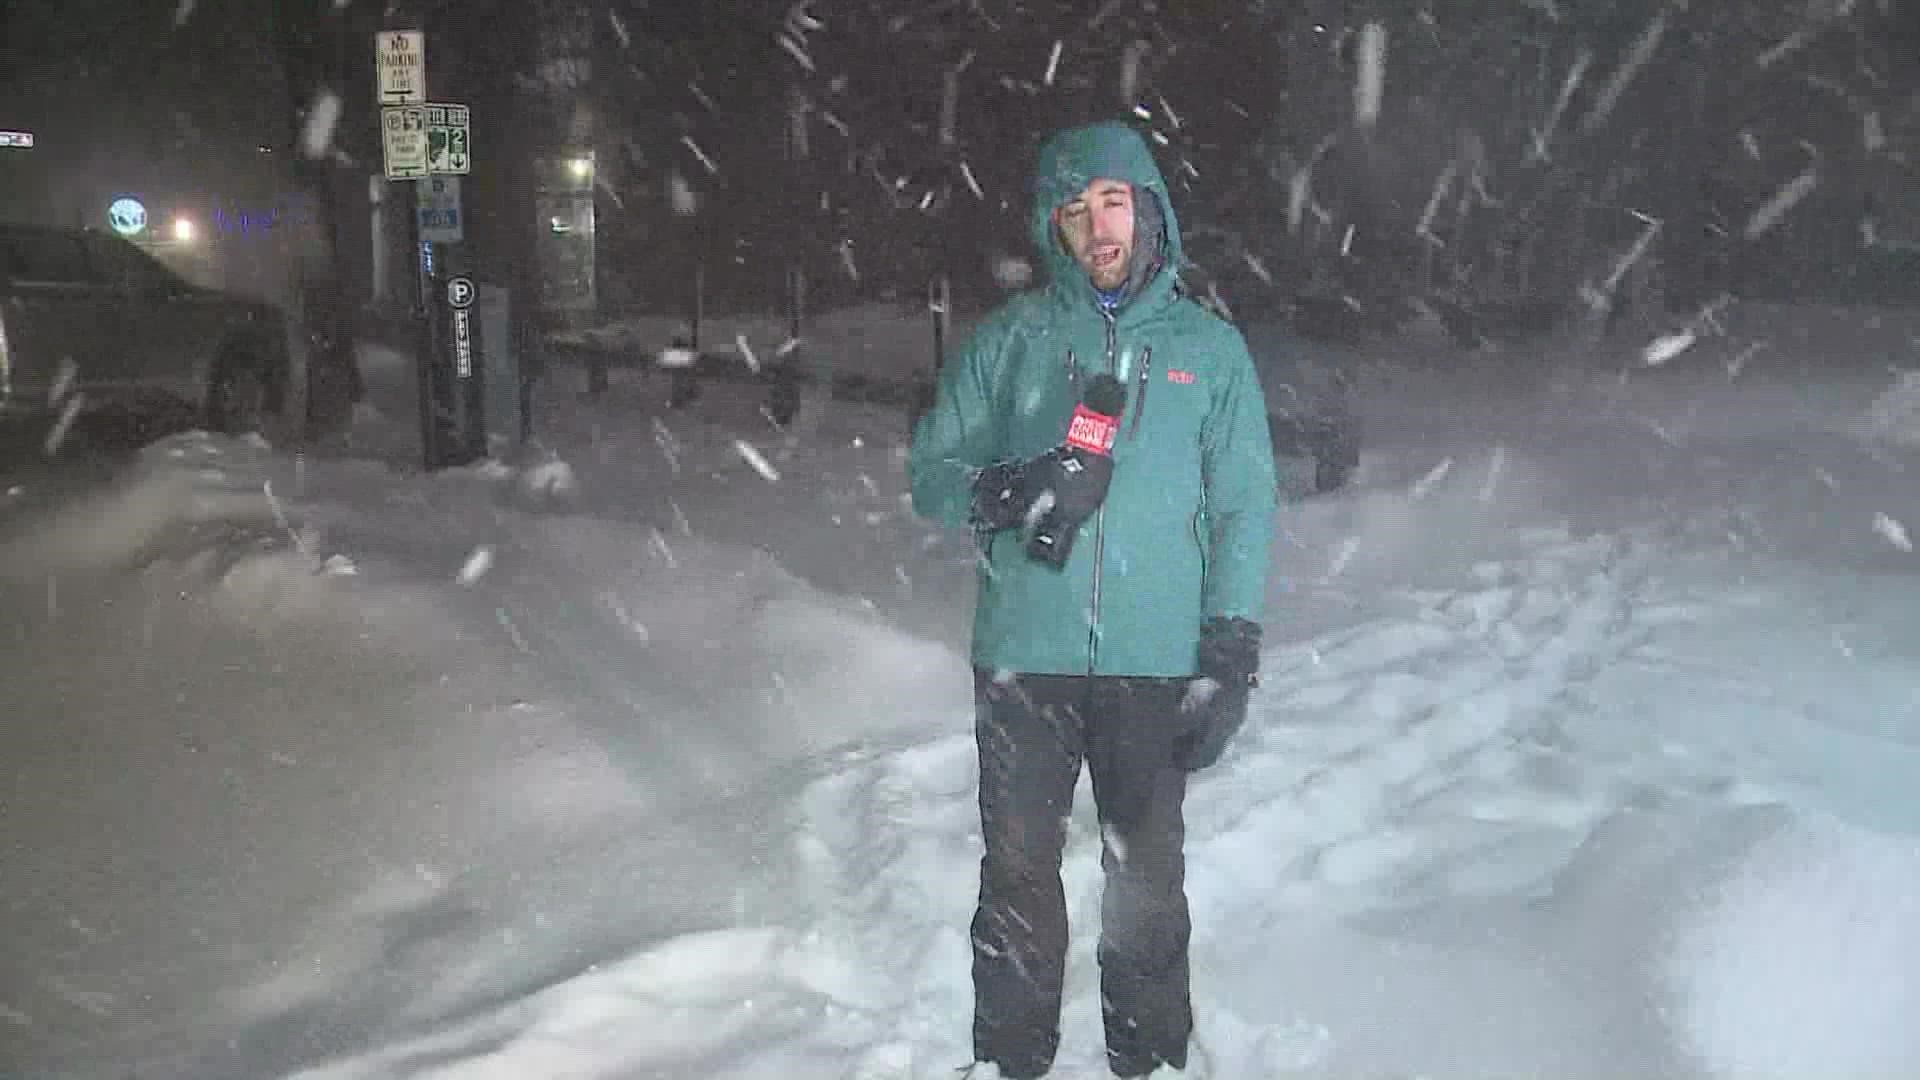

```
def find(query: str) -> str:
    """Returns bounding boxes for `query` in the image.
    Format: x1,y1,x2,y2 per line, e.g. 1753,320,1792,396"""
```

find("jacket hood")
1029,120,1184,313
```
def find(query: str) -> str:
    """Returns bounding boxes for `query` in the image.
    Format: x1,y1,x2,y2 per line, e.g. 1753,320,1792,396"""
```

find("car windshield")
82,232,190,292
0,228,92,284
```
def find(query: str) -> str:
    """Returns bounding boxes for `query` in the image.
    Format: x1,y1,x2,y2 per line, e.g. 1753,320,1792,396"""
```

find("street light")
567,156,593,181
172,217,196,243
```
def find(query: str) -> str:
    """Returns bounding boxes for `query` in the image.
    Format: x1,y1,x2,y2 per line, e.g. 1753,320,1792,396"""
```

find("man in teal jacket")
909,120,1278,1078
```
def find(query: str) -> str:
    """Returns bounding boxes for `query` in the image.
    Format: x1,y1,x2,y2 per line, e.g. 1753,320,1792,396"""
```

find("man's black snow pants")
970,669,1193,1079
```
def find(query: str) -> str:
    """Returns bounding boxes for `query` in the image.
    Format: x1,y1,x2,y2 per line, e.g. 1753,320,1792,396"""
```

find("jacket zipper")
1087,308,1118,675
1130,346,1154,438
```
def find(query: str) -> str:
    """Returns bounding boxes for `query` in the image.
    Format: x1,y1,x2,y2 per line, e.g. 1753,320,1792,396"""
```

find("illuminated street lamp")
171,217,196,243
108,197,148,236
567,156,593,181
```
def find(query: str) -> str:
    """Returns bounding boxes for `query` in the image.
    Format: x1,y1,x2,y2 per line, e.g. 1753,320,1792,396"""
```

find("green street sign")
425,102,469,175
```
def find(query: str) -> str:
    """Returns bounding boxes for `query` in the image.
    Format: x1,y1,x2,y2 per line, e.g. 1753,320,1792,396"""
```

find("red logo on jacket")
1167,369,1196,384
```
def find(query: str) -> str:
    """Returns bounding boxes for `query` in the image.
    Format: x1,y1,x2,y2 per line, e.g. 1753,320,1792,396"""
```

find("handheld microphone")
1027,374,1126,567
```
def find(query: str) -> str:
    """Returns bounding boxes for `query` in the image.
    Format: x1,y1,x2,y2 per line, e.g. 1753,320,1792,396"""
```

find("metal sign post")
441,275,487,463
374,21,491,466
376,24,487,470
414,233,444,470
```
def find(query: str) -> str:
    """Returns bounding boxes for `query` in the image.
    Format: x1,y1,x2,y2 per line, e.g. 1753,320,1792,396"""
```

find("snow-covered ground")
6,302,1920,1079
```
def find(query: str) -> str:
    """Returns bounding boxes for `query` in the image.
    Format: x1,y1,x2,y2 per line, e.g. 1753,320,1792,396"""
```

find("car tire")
1313,458,1352,493
1269,409,1359,496
1315,408,1360,494
206,355,268,436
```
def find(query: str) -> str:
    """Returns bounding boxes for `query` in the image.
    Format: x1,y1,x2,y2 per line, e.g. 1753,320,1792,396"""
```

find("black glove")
973,376,1126,565
1022,445,1117,566
1173,617,1263,772
970,447,1111,536
970,460,1033,532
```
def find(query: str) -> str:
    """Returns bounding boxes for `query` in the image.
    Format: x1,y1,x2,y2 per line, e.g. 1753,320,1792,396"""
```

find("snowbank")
0,432,278,583
0,416,972,1079
13,303,1920,1079
1665,810,1920,1079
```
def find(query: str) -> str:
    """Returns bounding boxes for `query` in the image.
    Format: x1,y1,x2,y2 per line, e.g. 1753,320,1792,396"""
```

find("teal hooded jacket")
908,121,1278,677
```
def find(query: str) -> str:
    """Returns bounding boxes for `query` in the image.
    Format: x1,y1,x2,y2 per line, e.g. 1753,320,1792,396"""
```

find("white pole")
368,173,389,307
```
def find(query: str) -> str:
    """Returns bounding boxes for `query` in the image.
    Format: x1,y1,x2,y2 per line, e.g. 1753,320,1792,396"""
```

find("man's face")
1057,179,1135,291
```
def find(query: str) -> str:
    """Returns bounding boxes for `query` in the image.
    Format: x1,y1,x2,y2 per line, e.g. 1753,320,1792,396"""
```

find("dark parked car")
1175,234,1363,496
0,223,289,435
1239,313,1361,495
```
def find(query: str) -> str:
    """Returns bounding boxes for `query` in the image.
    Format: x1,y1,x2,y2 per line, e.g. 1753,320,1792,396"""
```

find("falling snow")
1872,513,1912,552
1354,22,1386,129
681,135,718,174
301,90,342,161
1324,536,1361,579
42,395,83,457
1746,164,1819,240
1582,10,1667,133
959,160,984,200
1411,458,1454,499
1480,445,1509,504
458,546,495,586
14,5,1920,1076
1529,50,1591,161
1120,40,1147,105
262,480,317,562
733,440,781,482
1643,330,1698,367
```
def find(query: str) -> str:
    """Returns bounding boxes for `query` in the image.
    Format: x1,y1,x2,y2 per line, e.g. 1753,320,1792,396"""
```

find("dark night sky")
2,0,635,226
5,0,1920,312
2,0,300,225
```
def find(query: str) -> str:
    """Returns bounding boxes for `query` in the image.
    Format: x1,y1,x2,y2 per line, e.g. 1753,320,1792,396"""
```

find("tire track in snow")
539,526,1656,1077
716,526,1667,1076
292,528,1673,1078
1187,529,1646,923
